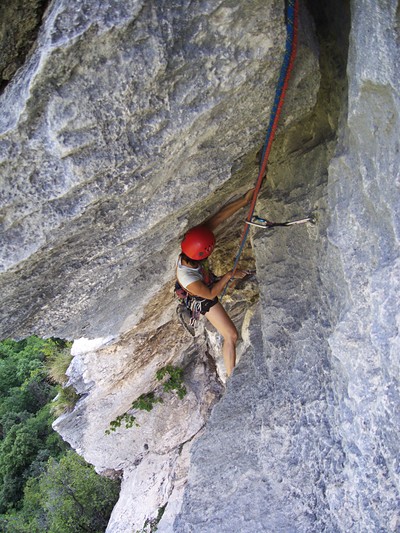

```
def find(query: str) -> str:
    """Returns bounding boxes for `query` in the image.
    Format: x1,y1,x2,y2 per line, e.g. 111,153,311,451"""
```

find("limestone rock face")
322,2,400,529
54,321,225,532
1,1,400,532
0,0,316,340
175,1,400,532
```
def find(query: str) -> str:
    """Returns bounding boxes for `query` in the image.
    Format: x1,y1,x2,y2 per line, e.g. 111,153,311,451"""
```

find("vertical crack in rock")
174,1,355,532
1,0,399,531
323,0,400,530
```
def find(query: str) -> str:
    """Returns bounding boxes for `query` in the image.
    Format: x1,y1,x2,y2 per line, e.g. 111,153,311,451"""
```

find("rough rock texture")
54,318,225,532
175,1,400,532
0,0,316,340
322,1,400,529
54,272,259,532
1,0,400,532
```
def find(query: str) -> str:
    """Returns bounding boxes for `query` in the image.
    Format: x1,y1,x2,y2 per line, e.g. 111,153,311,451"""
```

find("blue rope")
259,0,297,170
222,0,298,299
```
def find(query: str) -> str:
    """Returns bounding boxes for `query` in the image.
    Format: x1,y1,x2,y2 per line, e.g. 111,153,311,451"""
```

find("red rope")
230,0,299,280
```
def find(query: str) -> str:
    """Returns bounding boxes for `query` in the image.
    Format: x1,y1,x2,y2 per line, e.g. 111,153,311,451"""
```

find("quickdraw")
246,214,315,229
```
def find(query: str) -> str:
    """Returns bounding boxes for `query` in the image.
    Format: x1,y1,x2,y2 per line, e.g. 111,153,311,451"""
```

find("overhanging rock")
0,0,318,340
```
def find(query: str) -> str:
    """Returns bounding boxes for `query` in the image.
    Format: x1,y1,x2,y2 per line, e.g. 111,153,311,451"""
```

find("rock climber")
176,189,254,377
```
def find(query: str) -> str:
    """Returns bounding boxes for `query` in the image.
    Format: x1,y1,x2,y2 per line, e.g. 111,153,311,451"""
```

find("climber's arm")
186,270,248,299
204,189,254,231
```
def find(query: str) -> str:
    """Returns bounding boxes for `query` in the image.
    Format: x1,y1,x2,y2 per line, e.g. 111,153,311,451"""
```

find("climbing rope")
222,0,299,297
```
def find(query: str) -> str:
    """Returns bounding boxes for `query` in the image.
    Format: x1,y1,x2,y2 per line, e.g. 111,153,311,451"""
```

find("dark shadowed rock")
0,0,49,88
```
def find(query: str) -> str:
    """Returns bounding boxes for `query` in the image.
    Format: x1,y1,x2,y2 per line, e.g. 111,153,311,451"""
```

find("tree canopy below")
0,337,120,532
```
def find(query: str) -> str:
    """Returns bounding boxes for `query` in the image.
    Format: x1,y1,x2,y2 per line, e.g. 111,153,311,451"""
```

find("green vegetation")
131,392,163,412
136,503,167,533
105,393,163,435
106,365,186,436
45,341,80,417
105,412,139,435
51,386,81,418
0,337,120,532
46,344,72,385
156,365,187,399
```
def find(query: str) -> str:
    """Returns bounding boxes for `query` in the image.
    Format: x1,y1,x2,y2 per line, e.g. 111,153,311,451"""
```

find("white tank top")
176,256,204,289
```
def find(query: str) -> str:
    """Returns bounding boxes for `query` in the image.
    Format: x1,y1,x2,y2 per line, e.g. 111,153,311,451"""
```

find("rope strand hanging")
222,0,299,298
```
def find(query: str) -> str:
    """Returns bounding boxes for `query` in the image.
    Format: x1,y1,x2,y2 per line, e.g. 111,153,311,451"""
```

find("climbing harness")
176,302,196,337
175,285,218,337
222,0,299,298
246,214,315,229
175,261,220,336
175,281,199,336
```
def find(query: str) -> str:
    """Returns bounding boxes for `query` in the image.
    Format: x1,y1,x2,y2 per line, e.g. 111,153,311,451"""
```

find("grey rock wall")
1,0,399,532
175,1,400,532
324,1,400,529
175,126,340,532
0,0,315,340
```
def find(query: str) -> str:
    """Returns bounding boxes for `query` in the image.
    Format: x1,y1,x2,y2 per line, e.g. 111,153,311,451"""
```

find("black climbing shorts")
196,296,219,315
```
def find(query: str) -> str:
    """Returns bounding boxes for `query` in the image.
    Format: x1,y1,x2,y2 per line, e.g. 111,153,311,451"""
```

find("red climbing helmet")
181,225,216,260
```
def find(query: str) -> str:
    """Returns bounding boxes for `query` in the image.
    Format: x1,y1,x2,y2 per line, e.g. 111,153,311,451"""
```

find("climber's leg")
204,302,238,377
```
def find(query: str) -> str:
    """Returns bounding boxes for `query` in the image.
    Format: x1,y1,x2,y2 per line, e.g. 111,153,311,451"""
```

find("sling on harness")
175,261,220,336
